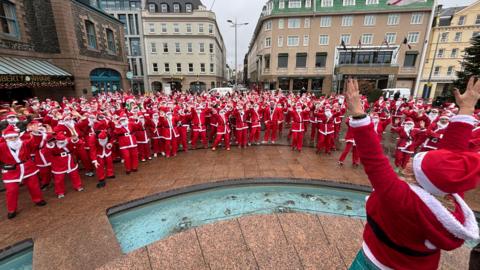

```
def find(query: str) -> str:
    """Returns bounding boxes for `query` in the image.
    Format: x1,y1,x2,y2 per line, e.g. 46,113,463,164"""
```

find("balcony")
335,63,399,76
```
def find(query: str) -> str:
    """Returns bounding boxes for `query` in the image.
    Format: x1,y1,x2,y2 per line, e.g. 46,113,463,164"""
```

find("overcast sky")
201,0,477,70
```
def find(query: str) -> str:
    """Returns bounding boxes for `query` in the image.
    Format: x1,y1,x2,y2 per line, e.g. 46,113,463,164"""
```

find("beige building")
143,0,226,93
419,1,480,99
247,0,434,95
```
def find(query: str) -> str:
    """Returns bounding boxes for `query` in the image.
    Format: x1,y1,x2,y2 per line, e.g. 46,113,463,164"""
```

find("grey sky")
202,0,477,70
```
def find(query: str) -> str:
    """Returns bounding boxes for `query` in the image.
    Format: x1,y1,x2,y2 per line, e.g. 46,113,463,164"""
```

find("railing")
336,63,399,67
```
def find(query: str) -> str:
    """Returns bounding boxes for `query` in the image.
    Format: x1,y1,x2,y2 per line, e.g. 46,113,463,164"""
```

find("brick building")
0,0,128,101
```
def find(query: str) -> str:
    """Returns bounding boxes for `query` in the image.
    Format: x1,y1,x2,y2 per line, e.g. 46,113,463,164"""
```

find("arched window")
160,3,168,13
173,3,180,13
0,0,19,38
85,20,97,49
106,29,115,52
185,3,192,12
148,3,156,12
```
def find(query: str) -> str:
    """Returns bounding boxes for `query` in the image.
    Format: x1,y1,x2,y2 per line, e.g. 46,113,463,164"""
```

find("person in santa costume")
150,112,163,157
88,130,115,188
190,104,209,149
177,106,191,152
391,118,425,170
134,113,152,162
421,114,450,152
289,103,309,152
247,102,262,145
159,110,180,158
211,107,232,151
345,77,479,270
315,106,338,155
113,113,140,174
338,118,359,167
0,111,32,133
0,125,47,219
262,102,283,144
234,104,248,148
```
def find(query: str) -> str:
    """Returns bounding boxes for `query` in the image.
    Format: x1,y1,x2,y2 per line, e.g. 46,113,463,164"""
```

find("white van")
208,87,234,96
382,88,411,100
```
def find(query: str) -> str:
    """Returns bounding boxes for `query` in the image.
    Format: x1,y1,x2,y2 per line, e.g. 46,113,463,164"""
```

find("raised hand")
345,78,365,117
453,76,480,115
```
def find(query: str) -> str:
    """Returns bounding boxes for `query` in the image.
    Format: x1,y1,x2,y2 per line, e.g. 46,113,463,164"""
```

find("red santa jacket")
290,110,309,132
234,110,248,131
134,120,151,144
391,126,425,154
247,108,262,128
351,115,477,270
372,119,390,141
46,140,79,174
423,122,449,151
88,134,113,160
159,115,179,140
54,122,83,138
316,111,339,135
212,111,231,135
113,123,139,150
263,107,283,126
0,136,40,183
191,108,208,132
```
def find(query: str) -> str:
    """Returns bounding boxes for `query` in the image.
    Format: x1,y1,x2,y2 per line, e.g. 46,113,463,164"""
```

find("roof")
145,0,204,12
439,6,467,17
0,57,72,77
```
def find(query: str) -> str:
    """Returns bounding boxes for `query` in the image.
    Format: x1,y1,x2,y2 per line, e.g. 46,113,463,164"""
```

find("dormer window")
186,3,192,12
161,3,168,13
173,3,180,13
148,3,156,12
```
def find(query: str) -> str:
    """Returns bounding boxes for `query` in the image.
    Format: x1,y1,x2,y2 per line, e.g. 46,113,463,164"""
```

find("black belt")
367,215,436,257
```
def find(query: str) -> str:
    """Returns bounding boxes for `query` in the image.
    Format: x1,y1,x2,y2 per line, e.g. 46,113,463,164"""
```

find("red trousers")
120,147,139,172
310,123,317,141
192,131,208,148
264,123,278,142
178,127,188,151
338,142,359,165
213,133,231,149
164,138,178,157
317,133,334,154
138,143,151,160
291,132,304,151
249,127,260,143
209,127,217,142
95,156,114,180
53,170,83,196
236,129,247,147
395,150,411,169
38,167,52,186
4,175,44,213
75,148,93,172
151,138,161,154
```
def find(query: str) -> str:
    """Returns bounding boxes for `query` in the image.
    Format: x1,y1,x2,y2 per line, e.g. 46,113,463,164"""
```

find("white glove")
92,160,99,169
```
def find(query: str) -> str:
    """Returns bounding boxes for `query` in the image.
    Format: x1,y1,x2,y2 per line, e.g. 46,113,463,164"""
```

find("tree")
454,35,480,92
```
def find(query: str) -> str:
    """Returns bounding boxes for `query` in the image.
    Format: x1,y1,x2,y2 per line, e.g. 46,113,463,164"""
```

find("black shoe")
126,171,131,175
96,181,106,188
35,200,47,207
132,169,138,173
7,212,16,219
40,184,49,191
108,175,116,179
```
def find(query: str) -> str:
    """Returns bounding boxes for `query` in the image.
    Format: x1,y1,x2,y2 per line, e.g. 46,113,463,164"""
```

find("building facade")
419,1,480,99
0,0,128,100
247,0,434,95
143,0,226,93
93,0,148,94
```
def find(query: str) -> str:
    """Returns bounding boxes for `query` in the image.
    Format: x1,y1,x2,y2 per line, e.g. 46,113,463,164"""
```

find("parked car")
208,87,234,96
382,88,411,100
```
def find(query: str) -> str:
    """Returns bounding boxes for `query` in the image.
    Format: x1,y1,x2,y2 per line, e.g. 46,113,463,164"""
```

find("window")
454,32,462,42
315,53,327,68
296,53,307,68
387,14,400,25
161,23,167,33
288,18,301,28
451,48,458,58
343,0,355,6
85,20,97,49
150,42,157,53
340,34,351,44
173,4,180,13
304,18,310,28
187,42,193,53
303,35,309,46
361,34,373,45
128,14,136,35
476,15,480,25
279,0,285,9
174,23,179,33
149,3,156,12
447,66,454,76
209,24,214,34
265,37,272,47
278,53,288,68
385,33,396,44
287,36,299,46
189,63,194,73
404,52,418,67
210,63,214,73
458,16,466,25
264,55,271,69
440,32,448,43
176,63,182,73
320,16,332,27
130,38,140,56
163,42,168,53
305,0,312,8
364,15,376,26
186,24,192,33
342,16,353,27
473,32,480,38
437,48,444,58
175,42,180,53
161,4,168,12
433,66,441,76
278,19,284,29
407,32,420,44
366,0,379,4
321,0,333,7
199,42,205,53
153,63,158,72
186,4,192,12
198,24,204,33
118,14,127,34
278,36,284,47
265,21,272,31
164,63,170,73
319,35,329,45
106,29,115,52
288,0,302,8
209,43,214,53
200,63,206,73
148,23,155,33
411,13,423,24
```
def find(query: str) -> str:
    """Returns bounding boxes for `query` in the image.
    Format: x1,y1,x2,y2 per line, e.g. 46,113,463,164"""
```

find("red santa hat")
403,117,414,124
2,125,19,138
5,112,17,119
55,132,67,141
98,130,108,140
118,113,128,121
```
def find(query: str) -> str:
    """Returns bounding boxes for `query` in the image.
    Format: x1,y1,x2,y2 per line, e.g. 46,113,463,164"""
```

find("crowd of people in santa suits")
0,90,479,220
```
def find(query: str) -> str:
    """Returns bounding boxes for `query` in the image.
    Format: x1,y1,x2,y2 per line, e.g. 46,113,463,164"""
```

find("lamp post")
227,19,248,89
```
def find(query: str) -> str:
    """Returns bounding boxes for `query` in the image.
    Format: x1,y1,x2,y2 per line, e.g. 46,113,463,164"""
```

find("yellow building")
419,1,480,99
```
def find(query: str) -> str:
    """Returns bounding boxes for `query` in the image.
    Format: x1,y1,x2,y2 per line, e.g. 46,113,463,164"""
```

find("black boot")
96,181,106,188
40,184,49,191
7,212,16,219
35,200,47,207
108,175,116,179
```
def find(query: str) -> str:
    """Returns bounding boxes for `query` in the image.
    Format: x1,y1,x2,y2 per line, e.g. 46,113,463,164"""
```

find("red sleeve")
88,136,97,161
439,115,475,152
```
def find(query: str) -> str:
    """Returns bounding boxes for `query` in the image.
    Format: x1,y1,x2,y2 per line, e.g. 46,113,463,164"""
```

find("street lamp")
227,19,248,89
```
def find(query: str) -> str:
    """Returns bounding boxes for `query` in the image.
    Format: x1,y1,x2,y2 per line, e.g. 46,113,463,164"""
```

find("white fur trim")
450,115,475,126
412,152,447,196
424,240,437,250
409,185,479,241
2,133,18,139
349,116,371,128
362,242,393,270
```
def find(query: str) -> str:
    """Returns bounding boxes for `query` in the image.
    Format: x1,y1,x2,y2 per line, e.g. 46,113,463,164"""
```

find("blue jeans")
349,249,381,270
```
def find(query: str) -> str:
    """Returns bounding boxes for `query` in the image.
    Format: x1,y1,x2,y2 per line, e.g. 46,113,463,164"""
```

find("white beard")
7,139,22,151
99,139,108,146
56,142,67,148
7,119,18,125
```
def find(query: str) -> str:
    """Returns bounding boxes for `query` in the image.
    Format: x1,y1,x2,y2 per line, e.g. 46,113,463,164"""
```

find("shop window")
85,20,97,49
0,0,19,38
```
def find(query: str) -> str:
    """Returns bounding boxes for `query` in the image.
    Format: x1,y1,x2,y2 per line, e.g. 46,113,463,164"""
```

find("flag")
341,39,347,50
403,37,412,49
387,0,424,6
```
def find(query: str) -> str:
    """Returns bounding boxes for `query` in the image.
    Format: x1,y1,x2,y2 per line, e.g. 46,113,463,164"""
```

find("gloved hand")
92,160,99,169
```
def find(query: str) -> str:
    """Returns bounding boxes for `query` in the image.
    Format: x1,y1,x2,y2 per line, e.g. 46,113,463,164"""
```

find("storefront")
90,68,122,94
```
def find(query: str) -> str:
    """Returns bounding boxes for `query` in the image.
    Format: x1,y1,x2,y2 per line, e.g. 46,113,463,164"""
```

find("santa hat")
403,118,414,124
93,121,108,130
118,113,128,121
439,113,450,121
55,133,67,141
2,125,18,138
5,112,17,118
98,130,108,140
